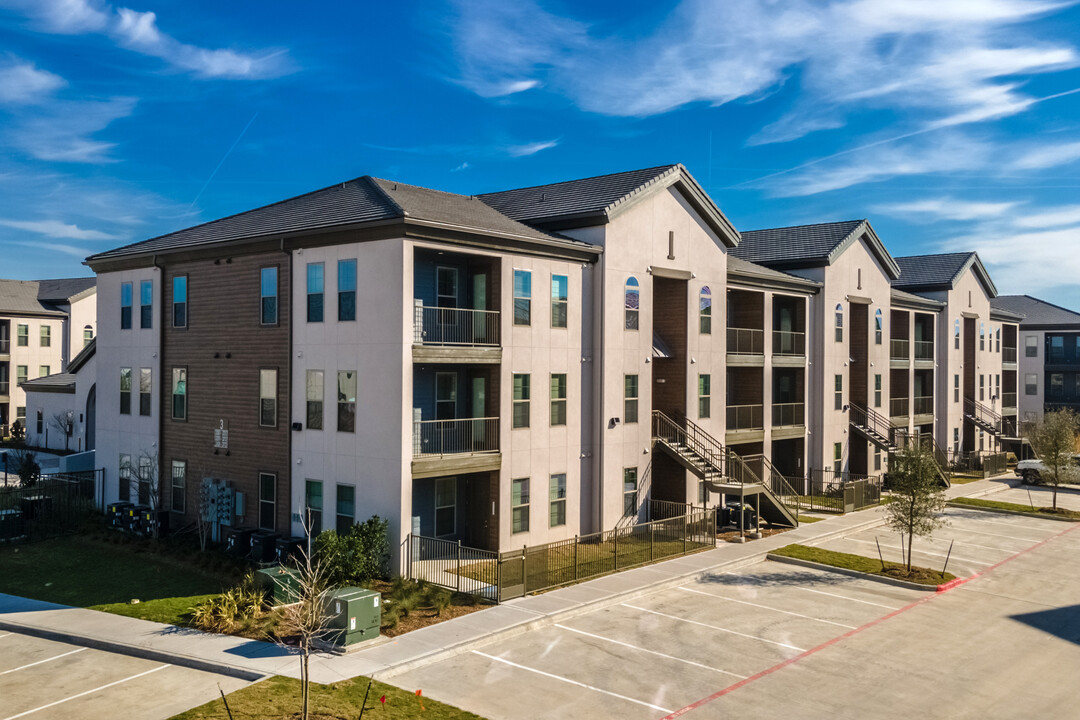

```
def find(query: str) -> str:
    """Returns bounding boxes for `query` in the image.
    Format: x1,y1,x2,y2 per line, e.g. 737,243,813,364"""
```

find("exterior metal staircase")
895,433,952,488
965,398,1002,438
651,410,799,527
849,402,897,452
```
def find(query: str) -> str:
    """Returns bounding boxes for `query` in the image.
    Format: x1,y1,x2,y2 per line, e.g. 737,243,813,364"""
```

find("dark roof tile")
992,295,1080,327
893,253,976,289
731,220,865,265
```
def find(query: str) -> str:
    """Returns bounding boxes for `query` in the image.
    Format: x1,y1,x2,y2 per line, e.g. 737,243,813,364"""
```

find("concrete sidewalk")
0,474,1017,685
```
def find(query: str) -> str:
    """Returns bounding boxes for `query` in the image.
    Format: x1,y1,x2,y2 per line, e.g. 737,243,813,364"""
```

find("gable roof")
36,277,97,303
891,287,945,311
732,219,900,278
87,176,598,268
727,256,821,293
477,164,740,247
0,279,68,318
69,337,96,374
993,295,1080,329
19,373,76,393
893,252,997,297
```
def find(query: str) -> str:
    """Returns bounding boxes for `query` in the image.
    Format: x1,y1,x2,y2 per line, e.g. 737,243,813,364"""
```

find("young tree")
123,451,162,539
885,444,947,572
49,411,74,453
1029,408,1080,511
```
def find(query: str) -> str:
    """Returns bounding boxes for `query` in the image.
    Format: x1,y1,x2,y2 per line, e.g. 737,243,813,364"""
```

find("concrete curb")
0,618,268,682
946,501,1080,523
764,554,943,592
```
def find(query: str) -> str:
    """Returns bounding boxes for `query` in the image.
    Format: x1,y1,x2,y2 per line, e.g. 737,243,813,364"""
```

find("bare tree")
1029,408,1080,510
885,443,948,572
49,411,74,453
123,450,162,539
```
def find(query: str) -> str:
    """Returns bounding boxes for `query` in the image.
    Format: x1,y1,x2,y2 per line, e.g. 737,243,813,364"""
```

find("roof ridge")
743,218,864,234
602,164,682,216
364,176,408,218
1022,294,1080,318
476,164,677,197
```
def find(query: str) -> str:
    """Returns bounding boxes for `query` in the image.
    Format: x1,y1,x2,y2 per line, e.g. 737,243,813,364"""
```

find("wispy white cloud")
1,0,292,79
12,240,96,258
451,161,470,172
1009,140,1080,170
0,217,121,240
874,198,1019,222
363,138,559,159
506,139,558,157
948,225,1080,297
7,96,136,163
1011,206,1080,229
0,60,65,103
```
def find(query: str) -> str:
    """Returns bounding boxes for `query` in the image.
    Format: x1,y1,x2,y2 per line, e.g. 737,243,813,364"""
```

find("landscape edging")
765,553,944,592
946,501,1080,523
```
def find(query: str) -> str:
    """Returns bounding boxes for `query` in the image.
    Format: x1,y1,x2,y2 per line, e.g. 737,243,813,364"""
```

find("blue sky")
2,0,1080,308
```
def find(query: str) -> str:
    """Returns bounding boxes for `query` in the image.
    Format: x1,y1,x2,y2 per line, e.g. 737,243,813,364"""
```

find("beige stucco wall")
4,313,67,425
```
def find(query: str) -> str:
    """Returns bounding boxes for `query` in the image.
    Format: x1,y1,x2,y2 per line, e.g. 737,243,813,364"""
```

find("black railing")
772,330,805,357
0,472,100,543
889,397,909,418
1003,347,1017,364
772,402,805,427
803,469,881,514
741,454,801,522
727,404,764,431
727,327,764,355
965,397,1001,434
890,338,909,361
914,340,934,360
850,402,895,447
913,395,934,415
1002,392,1017,409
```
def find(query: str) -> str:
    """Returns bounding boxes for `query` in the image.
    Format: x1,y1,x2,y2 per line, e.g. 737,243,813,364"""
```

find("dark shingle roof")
0,279,67,317
36,277,97,302
993,295,1080,328
477,165,678,225
69,337,96,374
19,373,76,393
732,220,866,265
894,253,974,289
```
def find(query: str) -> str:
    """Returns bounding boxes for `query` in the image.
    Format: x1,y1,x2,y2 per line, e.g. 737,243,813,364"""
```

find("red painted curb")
935,578,967,592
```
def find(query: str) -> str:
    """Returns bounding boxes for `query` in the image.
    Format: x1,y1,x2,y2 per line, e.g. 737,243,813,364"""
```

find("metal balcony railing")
1002,392,1017,409
0,339,9,355
727,327,764,355
889,397,909,418
727,404,764,431
0,381,8,396
413,303,500,346
914,340,934,361
1003,346,1017,364
772,402,805,427
772,330,805,357
890,339,909,361
413,417,499,458
913,395,934,415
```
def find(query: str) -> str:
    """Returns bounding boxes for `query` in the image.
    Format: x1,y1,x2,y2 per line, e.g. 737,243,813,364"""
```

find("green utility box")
322,587,381,647
255,566,302,605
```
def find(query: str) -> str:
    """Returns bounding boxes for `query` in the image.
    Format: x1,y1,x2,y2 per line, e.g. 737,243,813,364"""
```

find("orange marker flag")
415,689,425,711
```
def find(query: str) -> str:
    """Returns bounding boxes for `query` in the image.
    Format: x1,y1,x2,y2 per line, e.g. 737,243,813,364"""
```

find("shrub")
426,586,452,616
190,573,268,633
312,515,390,587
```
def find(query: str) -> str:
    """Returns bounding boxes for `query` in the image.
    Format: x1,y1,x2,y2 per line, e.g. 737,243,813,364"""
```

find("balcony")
772,402,805,428
412,417,501,478
0,380,8,397
727,328,764,356
914,340,934,362
913,395,934,416
1003,346,1017,364
0,339,9,356
890,397,909,418
772,330,805,358
727,404,764,432
1002,391,1017,409
413,304,501,363
890,339,909,362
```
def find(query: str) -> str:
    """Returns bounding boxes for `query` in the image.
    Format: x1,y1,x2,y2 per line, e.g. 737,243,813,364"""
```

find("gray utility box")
322,587,381,647
255,566,302,606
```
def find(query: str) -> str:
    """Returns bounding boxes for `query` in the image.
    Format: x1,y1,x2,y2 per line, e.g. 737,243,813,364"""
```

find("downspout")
594,262,605,533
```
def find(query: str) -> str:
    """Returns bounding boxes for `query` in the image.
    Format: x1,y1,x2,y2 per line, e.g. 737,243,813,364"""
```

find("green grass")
0,536,241,625
170,674,485,720
796,515,824,524
771,543,956,586
949,497,1080,519
947,474,985,485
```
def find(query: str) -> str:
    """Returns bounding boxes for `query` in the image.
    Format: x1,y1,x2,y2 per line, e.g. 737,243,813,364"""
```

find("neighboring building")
19,338,97,454
991,294,1080,425
0,277,96,436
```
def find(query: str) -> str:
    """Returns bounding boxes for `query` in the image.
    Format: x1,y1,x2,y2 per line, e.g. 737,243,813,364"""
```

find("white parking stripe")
554,624,747,679
1,664,170,720
677,586,858,629
840,538,994,565
793,586,901,609
0,634,11,639
621,603,805,651
947,526,1043,543
0,647,87,675
472,651,672,713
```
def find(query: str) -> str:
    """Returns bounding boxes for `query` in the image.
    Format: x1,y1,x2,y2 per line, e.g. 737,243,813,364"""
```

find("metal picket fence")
0,470,101,543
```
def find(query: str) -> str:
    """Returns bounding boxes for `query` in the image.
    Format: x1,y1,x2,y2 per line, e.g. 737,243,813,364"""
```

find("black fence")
803,470,882,513
949,451,1008,478
403,507,716,603
0,471,100,543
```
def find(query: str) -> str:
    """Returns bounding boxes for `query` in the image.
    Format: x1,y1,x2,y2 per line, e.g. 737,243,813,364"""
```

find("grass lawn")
948,474,985,485
797,515,825,524
949,497,1080,520
0,535,241,625
771,543,956,586
170,674,485,720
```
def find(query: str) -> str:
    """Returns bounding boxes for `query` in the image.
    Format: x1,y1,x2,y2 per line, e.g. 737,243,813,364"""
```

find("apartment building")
19,338,97,454
991,295,1080,425
0,277,97,437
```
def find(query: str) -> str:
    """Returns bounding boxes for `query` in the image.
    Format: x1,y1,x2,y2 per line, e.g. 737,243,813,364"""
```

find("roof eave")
827,220,901,279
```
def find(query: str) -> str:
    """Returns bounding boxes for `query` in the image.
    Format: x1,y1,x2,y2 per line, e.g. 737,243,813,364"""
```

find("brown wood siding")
849,304,868,408
160,251,292,532
652,277,687,417
964,317,976,452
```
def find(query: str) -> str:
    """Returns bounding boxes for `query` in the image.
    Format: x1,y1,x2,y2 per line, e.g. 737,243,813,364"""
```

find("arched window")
83,325,94,348
699,286,712,334
874,309,883,345
834,304,844,343
624,277,639,330
954,319,960,349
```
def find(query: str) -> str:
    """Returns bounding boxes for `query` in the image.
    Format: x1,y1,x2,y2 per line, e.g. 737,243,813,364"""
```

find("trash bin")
225,526,255,559
106,501,133,529
255,566,302,605
321,587,381,648
275,536,306,565
725,502,758,530
250,530,279,563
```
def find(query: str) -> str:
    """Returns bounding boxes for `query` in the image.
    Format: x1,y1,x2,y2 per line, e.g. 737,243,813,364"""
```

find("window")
954,320,960,349
338,259,357,322
834,374,843,411
16,407,24,424
623,467,638,516
996,328,1001,353
260,267,278,325
337,371,356,432
874,374,882,408
36,409,42,435
625,277,640,330
512,374,530,428
980,375,985,401
1025,373,1038,396
336,483,356,535
39,365,50,378
550,374,567,426
171,460,186,513
874,309,883,345
980,323,985,351
120,284,132,330
512,477,529,533
259,473,276,530
259,369,277,427
953,427,960,454
40,325,50,347
625,374,639,423
700,286,712,334
307,262,324,323
16,366,27,385
513,270,531,325
995,374,1000,400
833,443,842,473
954,374,960,403
172,276,187,328
120,368,132,414
304,480,322,535
138,456,152,505
436,372,457,420
1026,335,1038,357
1049,373,1063,398
874,446,881,471
171,368,186,420
551,274,568,328
1050,335,1065,361
140,280,153,329
698,374,711,418
835,304,843,342
549,474,567,527
306,370,323,430
435,478,455,536
119,454,131,501
436,266,458,311
83,325,94,347
140,368,152,416
17,323,28,346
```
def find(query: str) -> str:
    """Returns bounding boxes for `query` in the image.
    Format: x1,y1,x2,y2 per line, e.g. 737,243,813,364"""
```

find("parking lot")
393,507,1080,719
986,481,1080,512
0,632,249,720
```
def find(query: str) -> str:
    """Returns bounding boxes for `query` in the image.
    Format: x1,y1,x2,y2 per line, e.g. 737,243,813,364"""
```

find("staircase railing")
894,433,952,485
652,410,726,476
849,402,895,447
965,398,1001,435
741,454,801,521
